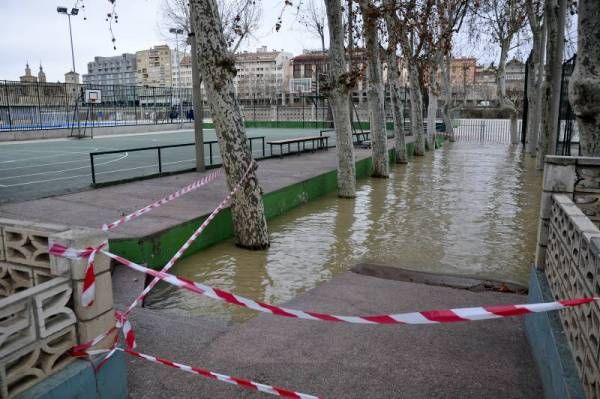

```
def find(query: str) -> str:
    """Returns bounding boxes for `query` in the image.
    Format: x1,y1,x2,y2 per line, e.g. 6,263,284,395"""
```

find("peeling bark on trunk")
408,65,426,155
387,56,408,163
359,0,389,177
525,11,545,156
537,0,567,169
190,0,269,248
497,42,510,102
568,0,600,156
426,60,439,149
441,56,455,142
324,0,356,197
189,14,205,172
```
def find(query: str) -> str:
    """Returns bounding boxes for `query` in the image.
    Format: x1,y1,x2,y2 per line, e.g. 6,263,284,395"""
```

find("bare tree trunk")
537,0,567,169
427,60,439,149
569,0,600,156
441,55,455,142
497,42,510,103
358,0,389,177
408,65,426,155
387,54,407,163
324,0,356,197
189,11,205,172
190,0,269,248
525,28,544,155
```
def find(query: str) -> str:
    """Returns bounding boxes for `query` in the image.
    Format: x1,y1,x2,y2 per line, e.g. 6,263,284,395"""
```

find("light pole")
169,28,184,125
57,6,79,72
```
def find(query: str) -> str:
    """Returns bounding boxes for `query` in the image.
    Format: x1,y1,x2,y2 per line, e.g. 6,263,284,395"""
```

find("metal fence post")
36,81,42,130
158,147,162,174
3,81,12,130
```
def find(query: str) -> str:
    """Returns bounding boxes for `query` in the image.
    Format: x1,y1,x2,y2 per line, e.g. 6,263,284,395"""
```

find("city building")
82,53,137,86
64,71,80,84
136,45,172,87
505,58,526,91
171,52,193,88
233,46,292,104
449,58,476,86
19,63,45,83
289,49,369,103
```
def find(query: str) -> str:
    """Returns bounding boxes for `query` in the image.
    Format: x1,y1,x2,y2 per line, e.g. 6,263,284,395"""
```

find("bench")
268,135,329,157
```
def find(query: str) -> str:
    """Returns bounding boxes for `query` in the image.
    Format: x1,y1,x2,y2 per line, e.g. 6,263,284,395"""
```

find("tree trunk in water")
427,88,438,148
358,0,389,177
324,0,356,197
189,13,205,172
525,22,545,155
190,0,269,248
568,0,600,156
387,54,407,163
537,0,567,169
408,65,426,155
441,56,455,142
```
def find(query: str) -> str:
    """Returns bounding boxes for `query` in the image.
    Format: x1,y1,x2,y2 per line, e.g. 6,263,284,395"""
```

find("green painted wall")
110,137,444,268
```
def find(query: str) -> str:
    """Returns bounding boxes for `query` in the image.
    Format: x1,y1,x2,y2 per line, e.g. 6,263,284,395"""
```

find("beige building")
136,45,172,87
171,52,193,88
233,46,292,104
19,63,47,83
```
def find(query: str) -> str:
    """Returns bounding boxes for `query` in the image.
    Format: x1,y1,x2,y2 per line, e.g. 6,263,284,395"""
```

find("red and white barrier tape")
49,241,107,307
101,168,223,231
118,347,319,399
50,162,255,354
124,160,257,315
103,250,600,324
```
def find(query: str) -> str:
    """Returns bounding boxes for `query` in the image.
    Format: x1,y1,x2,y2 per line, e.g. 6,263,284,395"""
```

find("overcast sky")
0,0,327,82
0,0,558,83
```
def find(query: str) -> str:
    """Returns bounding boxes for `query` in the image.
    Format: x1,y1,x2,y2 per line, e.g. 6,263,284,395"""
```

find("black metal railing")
556,55,578,156
89,136,266,186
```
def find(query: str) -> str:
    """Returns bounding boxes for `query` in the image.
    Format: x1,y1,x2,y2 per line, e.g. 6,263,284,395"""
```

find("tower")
38,64,47,83
19,62,37,83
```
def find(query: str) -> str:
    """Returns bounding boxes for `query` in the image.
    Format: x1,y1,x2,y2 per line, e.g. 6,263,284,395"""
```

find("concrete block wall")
533,156,600,398
0,219,120,398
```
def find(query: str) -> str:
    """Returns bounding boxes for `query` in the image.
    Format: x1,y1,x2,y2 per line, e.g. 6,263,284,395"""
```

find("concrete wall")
0,219,126,398
529,155,600,399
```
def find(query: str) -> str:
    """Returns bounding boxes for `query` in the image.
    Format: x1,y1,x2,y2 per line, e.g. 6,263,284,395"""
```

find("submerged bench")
268,135,329,157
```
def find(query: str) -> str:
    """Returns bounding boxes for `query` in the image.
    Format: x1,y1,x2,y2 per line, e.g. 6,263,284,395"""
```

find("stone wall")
535,156,600,398
0,219,116,398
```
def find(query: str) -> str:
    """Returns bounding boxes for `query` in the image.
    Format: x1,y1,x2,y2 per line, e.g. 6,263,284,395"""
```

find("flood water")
146,142,543,322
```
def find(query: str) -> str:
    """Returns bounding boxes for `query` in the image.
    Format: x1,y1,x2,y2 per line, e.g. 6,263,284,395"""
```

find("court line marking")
0,153,128,181
0,158,196,188
0,148,138,172
0,148,100,164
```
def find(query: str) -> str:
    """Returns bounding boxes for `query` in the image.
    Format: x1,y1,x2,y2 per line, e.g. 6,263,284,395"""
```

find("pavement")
112,265,542,398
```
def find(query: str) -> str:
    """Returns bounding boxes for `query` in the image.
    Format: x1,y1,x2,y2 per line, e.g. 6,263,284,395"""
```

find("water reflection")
146,143,543,322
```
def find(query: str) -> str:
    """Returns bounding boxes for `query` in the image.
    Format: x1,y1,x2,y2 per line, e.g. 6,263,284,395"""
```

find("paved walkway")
0,146,379,239
113,266,542,398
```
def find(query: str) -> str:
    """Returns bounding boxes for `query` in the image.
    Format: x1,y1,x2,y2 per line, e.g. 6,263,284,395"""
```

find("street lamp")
57,6,79,72
169,28,184,125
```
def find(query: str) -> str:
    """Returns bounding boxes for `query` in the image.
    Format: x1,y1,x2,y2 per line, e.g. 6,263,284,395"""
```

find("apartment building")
136,45,172,87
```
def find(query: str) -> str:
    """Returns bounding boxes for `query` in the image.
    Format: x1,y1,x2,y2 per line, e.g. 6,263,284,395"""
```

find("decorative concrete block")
73,271,114,322
543,162,576,192
0,220,68,270
0,299,36,359
76,309,115,350
580,301,600,364
49,228,109,280
32,269,52,286
38,326,77,375
582,351,600,399
0,263,33,298
33,281,76,339
0,326,76,399
0,344,45,399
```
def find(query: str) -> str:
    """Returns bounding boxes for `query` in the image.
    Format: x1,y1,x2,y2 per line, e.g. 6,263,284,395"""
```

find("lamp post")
57,6,79,72
169,28,184,125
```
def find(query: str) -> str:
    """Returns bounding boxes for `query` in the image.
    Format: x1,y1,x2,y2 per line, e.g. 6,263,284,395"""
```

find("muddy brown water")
146,142,543,322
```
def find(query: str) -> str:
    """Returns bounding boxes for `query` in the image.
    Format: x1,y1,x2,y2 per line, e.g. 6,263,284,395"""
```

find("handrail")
90,136,266,186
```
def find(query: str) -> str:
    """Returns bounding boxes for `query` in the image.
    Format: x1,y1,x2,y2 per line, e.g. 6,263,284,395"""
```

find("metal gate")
556,55,578,156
